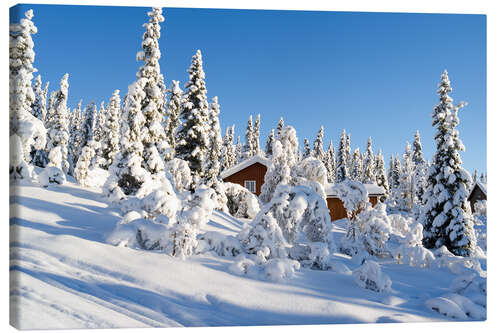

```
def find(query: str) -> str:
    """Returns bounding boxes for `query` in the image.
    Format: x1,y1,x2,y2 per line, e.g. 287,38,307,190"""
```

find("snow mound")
38,166,66,187
224,182,260,219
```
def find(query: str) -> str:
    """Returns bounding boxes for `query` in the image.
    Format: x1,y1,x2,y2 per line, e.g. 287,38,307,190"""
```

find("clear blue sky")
10,4,486,174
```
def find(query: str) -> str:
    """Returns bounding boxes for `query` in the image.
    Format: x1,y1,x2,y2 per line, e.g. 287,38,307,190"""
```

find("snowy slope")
10,179,470,330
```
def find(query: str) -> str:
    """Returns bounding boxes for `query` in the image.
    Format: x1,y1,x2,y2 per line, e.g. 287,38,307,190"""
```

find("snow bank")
38,166,66,187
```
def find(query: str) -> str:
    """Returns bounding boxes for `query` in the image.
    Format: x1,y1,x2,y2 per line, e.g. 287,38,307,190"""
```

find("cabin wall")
222,162,267,195
468,187,487,213
326,196,379,221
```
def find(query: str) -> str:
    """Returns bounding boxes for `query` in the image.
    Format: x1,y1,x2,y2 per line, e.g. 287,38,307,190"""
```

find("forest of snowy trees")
10,6,486,285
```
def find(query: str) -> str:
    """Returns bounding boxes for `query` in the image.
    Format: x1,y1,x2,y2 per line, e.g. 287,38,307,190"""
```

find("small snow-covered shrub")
433,246,484,276
425,296,469,320
352,260,391,292
197,231,243,257
357,203,392,257
106,215,170,251
140,188,180,221
165,158,192,193
239,184,333,263
239,212,288,259
225,182,260,219
473,200,487,217
392,223,435,268
38,166,66,187
450,273,486,308
388,213,413,237
229,254,300,282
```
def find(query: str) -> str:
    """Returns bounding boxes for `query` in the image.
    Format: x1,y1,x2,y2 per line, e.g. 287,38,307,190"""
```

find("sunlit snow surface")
10,176,484,329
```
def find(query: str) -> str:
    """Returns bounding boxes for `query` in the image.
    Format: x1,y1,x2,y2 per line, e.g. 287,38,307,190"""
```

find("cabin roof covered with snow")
468,182,487,199
220,155,271,179
325,183,385,198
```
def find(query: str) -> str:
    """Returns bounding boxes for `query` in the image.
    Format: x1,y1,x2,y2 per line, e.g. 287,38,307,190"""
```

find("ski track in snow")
10,180,459,329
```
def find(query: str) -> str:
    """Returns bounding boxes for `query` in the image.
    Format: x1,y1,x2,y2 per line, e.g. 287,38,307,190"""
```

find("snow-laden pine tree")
472,170,478,183
324,140,335,183
480,172,486,183
175,50,210,187
31,75,46,121
260,125,298,204
94,101,106,143
221,125,236,170
419,70,476,256
45,73,70,174
243,115,254,159
80,102,96,149
9,9,46,179
276,117,284,137
164,80,182,161
311,126,325,161
204,96,223,186
374,148,389,197
350,148,363,182
346,133,352,174
136,8,168,175
105,81,149,198
265,129,274,158
235,135,243,162
253,114,261,156
388,154,394,192
362,137,375,184
302,138,311,159
399,142,415,211
390,154,402,202
30,75,49,167
412,130,428,204
336,129,349,183
67,103,82,175
101,90,121,169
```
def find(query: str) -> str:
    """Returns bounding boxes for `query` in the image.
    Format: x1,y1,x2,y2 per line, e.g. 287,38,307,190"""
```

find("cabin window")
244,180,256,193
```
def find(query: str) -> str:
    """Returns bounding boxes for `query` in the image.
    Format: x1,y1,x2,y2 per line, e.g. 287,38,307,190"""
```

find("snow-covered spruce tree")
94,101,106,143
336,129,349,183
419,70,476,256
388,154,394,192
164,80,182,161
291,156,328,199
221,125,236,170
74,141,99,187
9,9,46,174
260,125,298,204
80,102,96,149
45,73,70,174
346,133,352,175
136,7,168,175
302,138,311,159
67,102,82,176
265,128,274,158
374,149,389,198
243,115,254,159
276,117,284,137
480,172,486,183
311,126,325,161
412,130,428,205
325,140,335,183
472,170,478,183
350,148,363,181
100,90,121,169
235,135,243,162
30,75,49,167
104,81,148,198
399,142,416,211
253,114,261,156
204,96,227,210
389,153,403,206
175,50,210,187
362,137,375,184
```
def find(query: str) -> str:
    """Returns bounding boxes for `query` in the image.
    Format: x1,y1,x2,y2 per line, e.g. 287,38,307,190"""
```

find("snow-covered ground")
9,178,483,330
